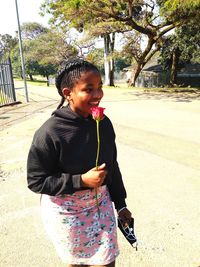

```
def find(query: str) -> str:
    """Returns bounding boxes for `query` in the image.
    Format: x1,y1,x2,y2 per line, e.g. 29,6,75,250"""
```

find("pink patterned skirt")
40,185,119,265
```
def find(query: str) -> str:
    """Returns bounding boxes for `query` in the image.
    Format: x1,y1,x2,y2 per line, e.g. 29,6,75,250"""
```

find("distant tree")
9,22,49,79
10,43,41,80
10,23,78,83
27,30,78,83
20,22,48,40
25,60,41,81
159,19,200,85
38,64,57,85
85,48,104,74
86,47,131,73
115,56,132,73
0,34,18,58
29,30,78,65
75,38,96,58
10,44,23,77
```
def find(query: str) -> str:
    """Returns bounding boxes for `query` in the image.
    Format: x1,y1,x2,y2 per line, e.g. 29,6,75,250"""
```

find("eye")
84,88,93,93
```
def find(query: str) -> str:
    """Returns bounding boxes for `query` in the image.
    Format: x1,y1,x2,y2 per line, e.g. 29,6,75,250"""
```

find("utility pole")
15,0,29,102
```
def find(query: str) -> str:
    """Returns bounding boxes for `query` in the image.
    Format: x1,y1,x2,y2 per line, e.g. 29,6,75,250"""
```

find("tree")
0,34,18,58
41,0,200,86
41,0,126,86
38,64,57,85
161,0,200,12
10,22,78,83
9,23,50,79
159,19,200,85
85,48,104,74
20,22,48,40
115,54,132,73
27,29,78,83
113,0,200,85
29,30,78,65
10,42,40,80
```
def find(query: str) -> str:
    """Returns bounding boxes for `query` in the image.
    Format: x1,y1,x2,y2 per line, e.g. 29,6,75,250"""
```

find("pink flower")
91,106,105,216
91,107,105,121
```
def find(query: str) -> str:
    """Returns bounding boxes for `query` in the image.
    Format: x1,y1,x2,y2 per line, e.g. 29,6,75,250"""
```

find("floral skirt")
40,185,119,265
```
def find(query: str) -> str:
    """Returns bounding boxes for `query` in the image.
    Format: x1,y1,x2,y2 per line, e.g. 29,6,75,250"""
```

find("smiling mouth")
89,102,99,106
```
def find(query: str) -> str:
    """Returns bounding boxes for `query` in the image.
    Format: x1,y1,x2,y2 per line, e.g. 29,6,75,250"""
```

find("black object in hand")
118,217,138,250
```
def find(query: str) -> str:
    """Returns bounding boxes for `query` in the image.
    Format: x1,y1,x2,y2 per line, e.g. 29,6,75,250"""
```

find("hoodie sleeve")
27,129,82,196
107,141,127,211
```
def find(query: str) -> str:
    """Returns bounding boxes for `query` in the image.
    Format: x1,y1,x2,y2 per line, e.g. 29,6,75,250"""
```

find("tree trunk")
129,37,156,87
170,48,180,85
109,33,115,86
109,57,114,86
130,63,143,86
103,33,115,86
46,75,49,86
29,74,33,81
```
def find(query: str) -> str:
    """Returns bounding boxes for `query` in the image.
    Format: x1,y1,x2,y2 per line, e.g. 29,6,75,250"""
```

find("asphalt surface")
0,81,200,267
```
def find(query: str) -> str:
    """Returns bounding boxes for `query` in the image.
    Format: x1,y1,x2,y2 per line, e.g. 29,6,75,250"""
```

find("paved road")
0,83,200,267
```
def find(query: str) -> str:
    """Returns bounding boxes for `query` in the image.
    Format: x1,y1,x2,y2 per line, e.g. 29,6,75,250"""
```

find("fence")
135,71,170,88
0,58,16,107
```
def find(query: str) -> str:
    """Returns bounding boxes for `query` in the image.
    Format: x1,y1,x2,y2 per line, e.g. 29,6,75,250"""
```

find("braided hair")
55,58,100,109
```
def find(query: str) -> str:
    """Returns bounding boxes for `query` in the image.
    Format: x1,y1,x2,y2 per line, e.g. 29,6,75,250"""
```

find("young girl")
27,58,132,267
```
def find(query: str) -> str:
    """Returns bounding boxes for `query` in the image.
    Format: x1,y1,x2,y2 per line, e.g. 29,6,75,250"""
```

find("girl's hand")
118,208,132,227
81,163,107,188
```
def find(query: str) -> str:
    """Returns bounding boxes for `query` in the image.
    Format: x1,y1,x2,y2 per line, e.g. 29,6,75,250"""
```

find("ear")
62,88,72,101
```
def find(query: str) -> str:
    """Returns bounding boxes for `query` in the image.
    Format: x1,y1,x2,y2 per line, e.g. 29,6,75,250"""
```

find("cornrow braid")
55,58,100,109
56,97,65,109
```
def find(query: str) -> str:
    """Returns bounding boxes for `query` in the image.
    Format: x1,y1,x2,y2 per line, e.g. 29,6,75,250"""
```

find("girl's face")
63,70,103,118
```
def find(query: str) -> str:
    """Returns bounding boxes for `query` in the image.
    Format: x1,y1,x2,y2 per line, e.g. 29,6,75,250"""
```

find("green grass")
103,83,200,93
14,77,49,86
0,90,13,106
27,80,49,86
14,77,200,92
137,87,200,93
0,91,4,104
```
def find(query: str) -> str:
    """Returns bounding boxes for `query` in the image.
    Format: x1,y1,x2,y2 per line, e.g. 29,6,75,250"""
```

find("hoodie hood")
52,105,94,125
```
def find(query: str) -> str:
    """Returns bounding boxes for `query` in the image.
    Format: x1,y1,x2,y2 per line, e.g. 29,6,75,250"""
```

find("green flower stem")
95,120,100,169
95,119,100,216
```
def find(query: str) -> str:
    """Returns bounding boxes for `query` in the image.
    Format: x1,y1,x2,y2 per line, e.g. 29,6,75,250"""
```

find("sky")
0,0,50,36
0,0,105,50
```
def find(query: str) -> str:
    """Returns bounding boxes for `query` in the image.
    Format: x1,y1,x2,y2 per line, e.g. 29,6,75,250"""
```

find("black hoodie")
27,105,127,210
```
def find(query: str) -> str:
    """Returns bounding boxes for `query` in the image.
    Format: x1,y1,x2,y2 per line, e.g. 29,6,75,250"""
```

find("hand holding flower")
81,163,107,188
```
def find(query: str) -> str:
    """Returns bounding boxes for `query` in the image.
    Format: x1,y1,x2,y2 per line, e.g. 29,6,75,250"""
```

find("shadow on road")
124,89,200,103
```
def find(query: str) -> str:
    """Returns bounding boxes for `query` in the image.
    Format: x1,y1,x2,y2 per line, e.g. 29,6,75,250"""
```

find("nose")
93,88,103,99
